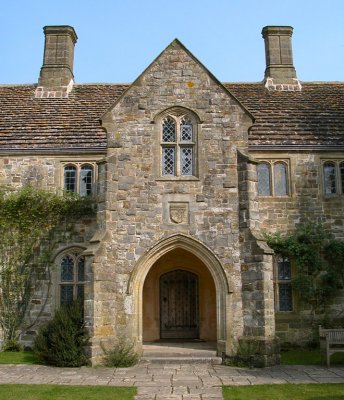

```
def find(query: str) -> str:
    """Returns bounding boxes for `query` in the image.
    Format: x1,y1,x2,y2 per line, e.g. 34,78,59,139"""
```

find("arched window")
257,163,271,195
323,162,336,195
59,251,85,306
257,160,289,196
64,165,77,193
274,162,288,196
161,110,197,177
63,163,95,196
80,165,93,196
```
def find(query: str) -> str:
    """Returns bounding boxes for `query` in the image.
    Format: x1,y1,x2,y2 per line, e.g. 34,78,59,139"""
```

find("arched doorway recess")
127,234,230,352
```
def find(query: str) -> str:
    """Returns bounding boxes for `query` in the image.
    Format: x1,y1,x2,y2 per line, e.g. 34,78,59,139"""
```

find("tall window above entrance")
160,110,197,178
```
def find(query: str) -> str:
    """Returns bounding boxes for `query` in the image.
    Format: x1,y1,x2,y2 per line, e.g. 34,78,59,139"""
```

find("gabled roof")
0,82,344,153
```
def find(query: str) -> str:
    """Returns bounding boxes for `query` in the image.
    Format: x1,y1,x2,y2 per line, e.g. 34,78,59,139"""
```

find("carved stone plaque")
169,203,189,224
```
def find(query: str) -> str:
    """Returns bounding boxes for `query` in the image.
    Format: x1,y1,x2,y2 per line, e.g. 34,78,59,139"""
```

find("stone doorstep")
140,357,222,365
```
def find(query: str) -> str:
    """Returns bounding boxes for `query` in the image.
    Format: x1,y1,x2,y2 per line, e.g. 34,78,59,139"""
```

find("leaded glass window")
80,165,93,196
257,161,289,196
181,147,193,175
276,256,293,312
61,255,74,282
162,148,175,175
323,162,336,195
279,283,293,312
180,118,193,141
160,111,196,177
274,162,288,196
340,162,344,195
257,163,271,195
63,163,95,196
60,285,74,306
59,251,85,306
162,118,176,142
64,166,76,192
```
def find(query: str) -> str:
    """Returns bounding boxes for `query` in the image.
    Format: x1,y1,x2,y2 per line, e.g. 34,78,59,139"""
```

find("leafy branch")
0,186,95,350
266,222,344,322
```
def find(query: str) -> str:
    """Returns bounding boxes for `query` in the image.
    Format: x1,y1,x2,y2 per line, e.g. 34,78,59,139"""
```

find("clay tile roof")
225,82,344,148
1,82,344,152
0,84,128,152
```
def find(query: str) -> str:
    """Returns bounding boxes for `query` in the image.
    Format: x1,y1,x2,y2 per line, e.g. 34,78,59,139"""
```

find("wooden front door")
160,269,199,339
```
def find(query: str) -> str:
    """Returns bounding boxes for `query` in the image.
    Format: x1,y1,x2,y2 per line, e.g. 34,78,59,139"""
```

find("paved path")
0,362,344,400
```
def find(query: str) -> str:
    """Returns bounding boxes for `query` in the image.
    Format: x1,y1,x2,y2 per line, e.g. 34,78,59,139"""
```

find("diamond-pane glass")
78,256,85,281
257,163,271,195
64,166,76,192
180,118,193,141
77,285,84,303
277,257,291,280
162,118,176,142
274,162,288,196
324,162,336,194
60,285,73,305
80,165,93,197
162,147,175,175
61,255,74,282
340,162,344,194
181,147,193,175
279,283,293,311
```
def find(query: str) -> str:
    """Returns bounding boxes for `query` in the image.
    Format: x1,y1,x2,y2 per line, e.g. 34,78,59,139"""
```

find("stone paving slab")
0,362,344,400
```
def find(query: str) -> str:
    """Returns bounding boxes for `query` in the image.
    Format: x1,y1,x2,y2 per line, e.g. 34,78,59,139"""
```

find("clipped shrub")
33,301,89,367
2,338,22,352
101,338,139,367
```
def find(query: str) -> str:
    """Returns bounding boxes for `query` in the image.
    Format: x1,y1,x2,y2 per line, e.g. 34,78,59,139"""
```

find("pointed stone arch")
128,234,231,352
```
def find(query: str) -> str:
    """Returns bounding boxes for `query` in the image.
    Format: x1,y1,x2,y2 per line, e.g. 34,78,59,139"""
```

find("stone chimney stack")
36,26,78,98
262,26,301,91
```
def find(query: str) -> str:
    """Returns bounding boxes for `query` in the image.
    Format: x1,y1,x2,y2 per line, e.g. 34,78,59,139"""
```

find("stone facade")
0,24,343,365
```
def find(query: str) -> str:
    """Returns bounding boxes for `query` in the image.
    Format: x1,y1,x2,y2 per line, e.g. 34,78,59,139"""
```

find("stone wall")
0,154,100,347
252,150,344,343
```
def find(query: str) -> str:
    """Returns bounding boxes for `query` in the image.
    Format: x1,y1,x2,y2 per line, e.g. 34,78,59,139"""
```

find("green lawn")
281,348,344,365
0,385,136,400
223,384,344,400
0,351,38,365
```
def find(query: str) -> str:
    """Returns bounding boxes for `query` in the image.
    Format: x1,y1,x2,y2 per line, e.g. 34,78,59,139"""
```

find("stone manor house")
0,25,343,365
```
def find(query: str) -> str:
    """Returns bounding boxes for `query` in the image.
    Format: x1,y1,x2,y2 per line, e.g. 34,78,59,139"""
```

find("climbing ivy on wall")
0,185,95,350
266,222,344,322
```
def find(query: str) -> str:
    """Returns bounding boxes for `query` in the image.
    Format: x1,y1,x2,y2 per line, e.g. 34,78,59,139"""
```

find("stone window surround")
321,159,344,196
60,161,98,195
274,255,294,313
155,107,200,181
53,246,86,308
257,159,290,197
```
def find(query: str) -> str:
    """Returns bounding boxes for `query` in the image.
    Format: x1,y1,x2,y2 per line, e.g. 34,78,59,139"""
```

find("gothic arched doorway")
142,248,217,342
127,234,230,353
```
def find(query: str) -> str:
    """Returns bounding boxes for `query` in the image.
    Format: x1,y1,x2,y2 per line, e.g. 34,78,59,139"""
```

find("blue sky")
1,0,344,84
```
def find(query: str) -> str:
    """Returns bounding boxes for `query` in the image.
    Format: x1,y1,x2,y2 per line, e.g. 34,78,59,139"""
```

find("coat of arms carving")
169,203,188,224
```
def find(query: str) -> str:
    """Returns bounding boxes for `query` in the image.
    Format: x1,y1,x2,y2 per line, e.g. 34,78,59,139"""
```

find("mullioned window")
160,109,198,178
257,161,289,196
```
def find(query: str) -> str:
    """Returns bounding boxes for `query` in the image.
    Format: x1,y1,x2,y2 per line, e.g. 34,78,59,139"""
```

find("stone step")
140,356,223,364
143,349,217,358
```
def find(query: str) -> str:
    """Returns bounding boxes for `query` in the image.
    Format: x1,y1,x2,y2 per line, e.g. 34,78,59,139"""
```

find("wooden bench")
319,326,344,367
